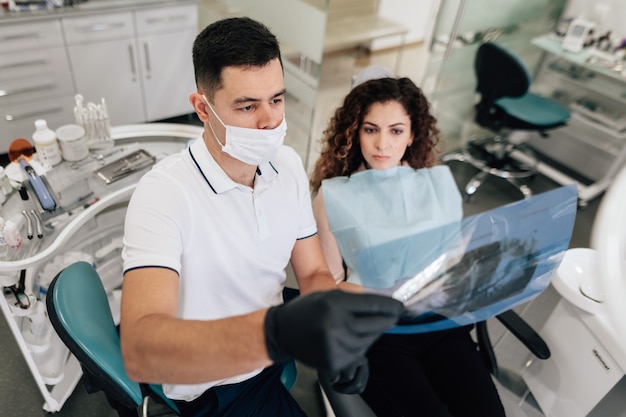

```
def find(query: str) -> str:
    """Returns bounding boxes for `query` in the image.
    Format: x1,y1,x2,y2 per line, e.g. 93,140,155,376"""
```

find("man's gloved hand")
264,290,403,392
322,356,370,394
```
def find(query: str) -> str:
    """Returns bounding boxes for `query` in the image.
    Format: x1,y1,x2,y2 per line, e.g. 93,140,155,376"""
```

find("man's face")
210,58,286,136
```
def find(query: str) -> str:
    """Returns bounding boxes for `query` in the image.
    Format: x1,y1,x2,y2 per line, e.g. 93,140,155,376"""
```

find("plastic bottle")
32,119,62,166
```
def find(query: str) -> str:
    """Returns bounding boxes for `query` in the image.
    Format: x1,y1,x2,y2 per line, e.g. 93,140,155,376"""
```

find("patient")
310,75,506,416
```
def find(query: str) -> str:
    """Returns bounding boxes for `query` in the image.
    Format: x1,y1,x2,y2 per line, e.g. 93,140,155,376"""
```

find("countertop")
0,0,198,23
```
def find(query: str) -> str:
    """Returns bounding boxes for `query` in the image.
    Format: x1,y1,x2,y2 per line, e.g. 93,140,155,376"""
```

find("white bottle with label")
32,119,62,167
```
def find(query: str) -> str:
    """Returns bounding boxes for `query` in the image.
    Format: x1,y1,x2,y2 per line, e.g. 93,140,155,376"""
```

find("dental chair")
520,165,626,417
46,261,180,417
443,42,570,201
46,261,298,417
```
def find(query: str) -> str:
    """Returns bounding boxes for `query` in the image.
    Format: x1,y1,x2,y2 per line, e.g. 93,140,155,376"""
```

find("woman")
310,76,505,417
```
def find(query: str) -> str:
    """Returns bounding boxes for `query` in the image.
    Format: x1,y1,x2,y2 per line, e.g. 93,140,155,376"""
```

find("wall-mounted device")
562,18,595,53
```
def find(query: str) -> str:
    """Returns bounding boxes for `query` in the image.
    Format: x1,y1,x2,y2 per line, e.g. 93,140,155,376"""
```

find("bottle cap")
35,119,48,131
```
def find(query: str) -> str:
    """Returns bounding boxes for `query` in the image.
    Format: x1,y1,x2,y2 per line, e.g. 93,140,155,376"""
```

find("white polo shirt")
122,137,317,400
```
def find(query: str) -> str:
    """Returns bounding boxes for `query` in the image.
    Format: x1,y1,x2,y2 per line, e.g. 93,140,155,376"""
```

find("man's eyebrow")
233,89,287,105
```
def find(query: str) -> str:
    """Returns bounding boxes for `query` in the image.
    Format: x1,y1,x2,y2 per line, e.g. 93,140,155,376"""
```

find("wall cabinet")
135,5,199,121
63,3,198,126
0,2,199,152
0,20,75,152
63,12,145,125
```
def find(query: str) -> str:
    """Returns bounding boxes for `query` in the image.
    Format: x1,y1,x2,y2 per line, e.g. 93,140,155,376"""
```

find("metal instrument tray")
94,149,155,184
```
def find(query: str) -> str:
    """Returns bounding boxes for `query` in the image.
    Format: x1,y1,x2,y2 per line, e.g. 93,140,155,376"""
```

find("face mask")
203,95,287,165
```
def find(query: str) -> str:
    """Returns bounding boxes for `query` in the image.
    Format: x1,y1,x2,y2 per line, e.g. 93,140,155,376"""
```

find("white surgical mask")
203,95,286,165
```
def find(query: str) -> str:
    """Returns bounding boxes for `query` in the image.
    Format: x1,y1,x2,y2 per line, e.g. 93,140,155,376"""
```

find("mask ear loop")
202,95,227,147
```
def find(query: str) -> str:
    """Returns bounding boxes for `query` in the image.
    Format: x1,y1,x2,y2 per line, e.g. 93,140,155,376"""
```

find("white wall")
372,0,439,50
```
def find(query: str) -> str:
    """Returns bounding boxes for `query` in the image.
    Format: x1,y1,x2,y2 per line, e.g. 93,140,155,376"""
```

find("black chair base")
443,133,536,201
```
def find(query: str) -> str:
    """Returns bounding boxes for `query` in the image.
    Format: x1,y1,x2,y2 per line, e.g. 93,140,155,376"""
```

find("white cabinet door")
0,46,74,108
63,12,144,125
66,38,145,125
135,3,199,121
136,28,197,121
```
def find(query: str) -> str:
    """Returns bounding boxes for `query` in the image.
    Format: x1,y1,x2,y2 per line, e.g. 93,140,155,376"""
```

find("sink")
552,247,603,314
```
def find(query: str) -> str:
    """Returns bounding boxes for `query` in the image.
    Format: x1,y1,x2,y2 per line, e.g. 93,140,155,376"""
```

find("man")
120,17,403,416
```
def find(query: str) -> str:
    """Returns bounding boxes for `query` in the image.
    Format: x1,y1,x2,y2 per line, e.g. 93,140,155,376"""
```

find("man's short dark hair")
192,17,282,101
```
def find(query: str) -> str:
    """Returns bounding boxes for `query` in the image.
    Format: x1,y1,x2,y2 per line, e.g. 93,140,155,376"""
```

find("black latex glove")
264,290,403,374
323,356,370,394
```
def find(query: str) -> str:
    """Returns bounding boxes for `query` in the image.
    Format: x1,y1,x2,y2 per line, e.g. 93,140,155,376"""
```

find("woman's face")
359,100,413,170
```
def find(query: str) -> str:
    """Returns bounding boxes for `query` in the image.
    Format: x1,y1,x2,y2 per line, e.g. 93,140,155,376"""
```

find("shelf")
527,34,626,206
532,34,626,84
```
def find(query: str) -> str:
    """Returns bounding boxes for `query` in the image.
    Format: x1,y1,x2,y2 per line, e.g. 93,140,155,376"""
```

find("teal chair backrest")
47,262,297,414
46,261,179,414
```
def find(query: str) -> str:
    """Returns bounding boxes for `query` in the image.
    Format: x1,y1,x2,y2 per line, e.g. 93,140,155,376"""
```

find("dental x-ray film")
356,184,578,333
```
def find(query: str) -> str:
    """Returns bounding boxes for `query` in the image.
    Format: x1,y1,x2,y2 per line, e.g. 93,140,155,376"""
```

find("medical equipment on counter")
32,119,62,167
69,146,128,170
0,123,203,412
0,167,14,196
74,94,113,151
55,124,89,162
18,158,57,212
562,18,595,53
94,149,155,184
6,138,63,222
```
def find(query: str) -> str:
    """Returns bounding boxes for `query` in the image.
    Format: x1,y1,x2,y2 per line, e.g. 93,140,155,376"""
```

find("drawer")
0,46,74,108
0,94,76,152
135,3,198,36
62,12,134,45
0,20,64,54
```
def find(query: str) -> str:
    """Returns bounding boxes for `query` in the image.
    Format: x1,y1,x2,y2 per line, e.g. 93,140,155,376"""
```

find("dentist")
120,17,403,417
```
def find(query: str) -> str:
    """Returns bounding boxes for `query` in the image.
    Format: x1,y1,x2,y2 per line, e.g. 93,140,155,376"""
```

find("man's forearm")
298,271,337,295
121,310,272,384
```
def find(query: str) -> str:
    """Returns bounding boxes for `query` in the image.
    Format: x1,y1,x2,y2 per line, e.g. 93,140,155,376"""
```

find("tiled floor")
0,43,608,416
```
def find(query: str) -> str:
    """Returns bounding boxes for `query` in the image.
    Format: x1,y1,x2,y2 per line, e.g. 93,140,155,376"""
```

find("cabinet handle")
5,106,63,122
0,59,47,70
75,22,126,33
128,44,137,82
1,32,42,42
0,83,55,98
144,15,188,25
143,42,151,80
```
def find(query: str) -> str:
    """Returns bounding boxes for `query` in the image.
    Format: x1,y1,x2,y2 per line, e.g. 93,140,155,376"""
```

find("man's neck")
204,132,257,187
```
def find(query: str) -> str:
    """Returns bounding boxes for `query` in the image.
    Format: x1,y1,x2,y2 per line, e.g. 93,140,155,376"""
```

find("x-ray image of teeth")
351,184,578,333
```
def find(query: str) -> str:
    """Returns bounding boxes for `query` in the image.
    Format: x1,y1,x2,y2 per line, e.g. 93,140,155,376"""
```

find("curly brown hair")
310,77,441,192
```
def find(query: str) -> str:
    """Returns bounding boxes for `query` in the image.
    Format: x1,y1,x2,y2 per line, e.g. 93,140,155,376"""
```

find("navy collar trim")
189,147,217,194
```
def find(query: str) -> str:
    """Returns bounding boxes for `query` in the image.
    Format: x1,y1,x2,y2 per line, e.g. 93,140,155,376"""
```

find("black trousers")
173,364,306,417
361,325,506,417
